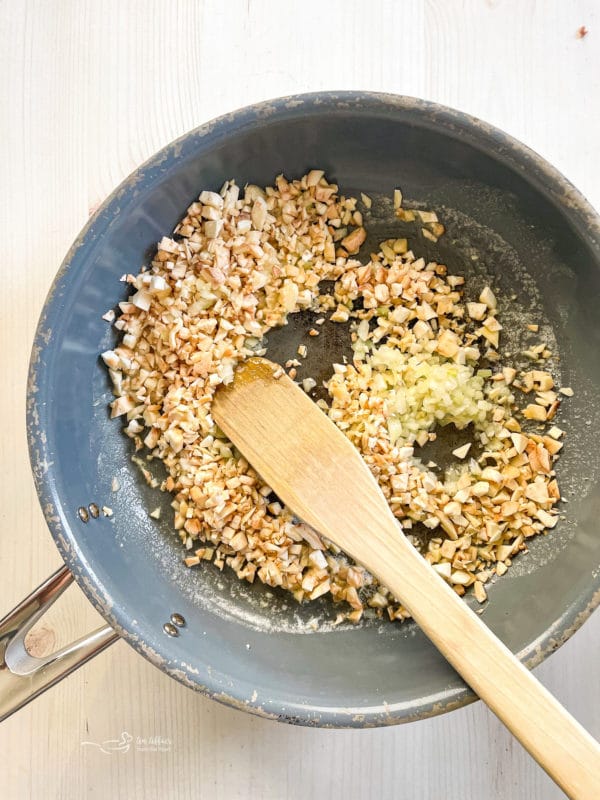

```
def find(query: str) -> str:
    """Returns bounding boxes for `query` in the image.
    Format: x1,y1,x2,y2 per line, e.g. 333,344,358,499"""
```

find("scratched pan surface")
28,93,600,726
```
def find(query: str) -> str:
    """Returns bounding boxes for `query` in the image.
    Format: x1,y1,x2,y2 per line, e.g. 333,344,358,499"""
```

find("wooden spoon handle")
365,523,600,800
212,358,599,797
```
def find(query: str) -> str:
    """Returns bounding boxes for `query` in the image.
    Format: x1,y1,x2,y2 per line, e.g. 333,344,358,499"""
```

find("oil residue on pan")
95,190,599,634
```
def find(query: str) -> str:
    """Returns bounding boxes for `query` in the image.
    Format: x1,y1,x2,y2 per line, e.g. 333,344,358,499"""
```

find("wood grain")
214,360,600,800
1,1,600,799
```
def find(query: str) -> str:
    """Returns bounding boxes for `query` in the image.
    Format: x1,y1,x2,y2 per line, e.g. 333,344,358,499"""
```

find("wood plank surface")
0,2,599,798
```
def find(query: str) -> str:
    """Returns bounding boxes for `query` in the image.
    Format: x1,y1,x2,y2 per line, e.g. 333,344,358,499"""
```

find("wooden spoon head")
213,365,600,796
212,358,402,565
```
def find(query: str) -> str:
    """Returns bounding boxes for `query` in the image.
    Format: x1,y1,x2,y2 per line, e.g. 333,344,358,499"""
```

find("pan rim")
26,90,600,727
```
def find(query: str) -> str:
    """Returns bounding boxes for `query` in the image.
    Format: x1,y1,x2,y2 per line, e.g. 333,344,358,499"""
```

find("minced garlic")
102,171,565,622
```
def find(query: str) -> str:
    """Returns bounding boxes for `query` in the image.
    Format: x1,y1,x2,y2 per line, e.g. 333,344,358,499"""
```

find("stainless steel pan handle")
0,565,118,722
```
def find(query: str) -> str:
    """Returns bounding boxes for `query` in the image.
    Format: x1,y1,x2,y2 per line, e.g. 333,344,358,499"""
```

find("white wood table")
1,2,599,798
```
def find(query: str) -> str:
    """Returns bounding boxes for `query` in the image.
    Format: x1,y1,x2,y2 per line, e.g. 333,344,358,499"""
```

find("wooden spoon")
213,357,600,799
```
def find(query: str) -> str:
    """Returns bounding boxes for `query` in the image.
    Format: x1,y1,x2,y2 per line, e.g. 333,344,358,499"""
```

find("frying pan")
2,92,600,727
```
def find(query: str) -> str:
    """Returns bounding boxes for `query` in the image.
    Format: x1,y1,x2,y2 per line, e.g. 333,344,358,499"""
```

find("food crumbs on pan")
451,443,471,459
149,507,161,519
102,171,568,625
77,506,89,523
102,505,113,517
111,477,120,492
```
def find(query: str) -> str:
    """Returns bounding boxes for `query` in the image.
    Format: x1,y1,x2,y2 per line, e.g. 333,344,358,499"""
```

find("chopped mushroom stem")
103,171,566,624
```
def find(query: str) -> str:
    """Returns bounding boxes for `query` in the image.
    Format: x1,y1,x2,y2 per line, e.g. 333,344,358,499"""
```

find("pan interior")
30,96,600,725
